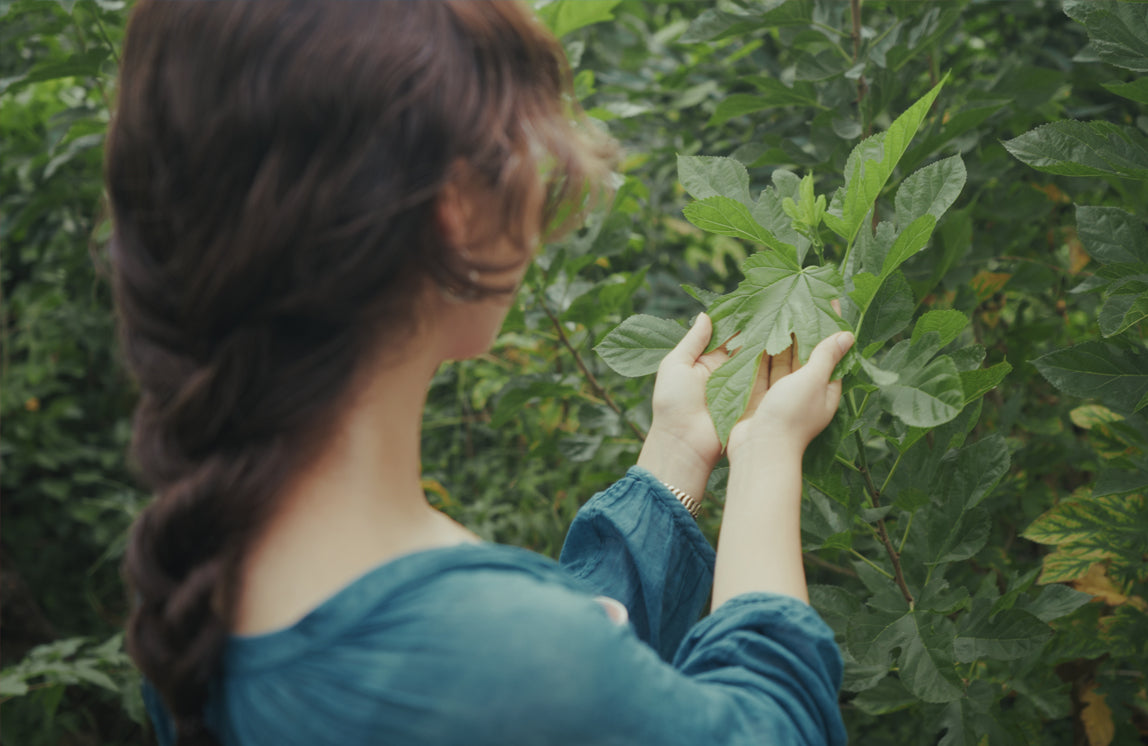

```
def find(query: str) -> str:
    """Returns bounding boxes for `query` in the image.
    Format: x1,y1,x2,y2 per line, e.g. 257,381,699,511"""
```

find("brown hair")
107,2,614,744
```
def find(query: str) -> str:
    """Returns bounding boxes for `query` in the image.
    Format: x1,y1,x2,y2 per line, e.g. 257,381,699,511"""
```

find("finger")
803,331,855,382
771,342,794,382
745,349,770,414
668,312,713,364
831,298,842,316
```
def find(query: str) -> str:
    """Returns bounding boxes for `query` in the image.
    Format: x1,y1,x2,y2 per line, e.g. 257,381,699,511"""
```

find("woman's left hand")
636,313,729,505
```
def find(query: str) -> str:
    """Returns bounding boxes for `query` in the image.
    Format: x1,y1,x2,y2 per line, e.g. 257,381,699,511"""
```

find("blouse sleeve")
559,466,716,661
388,569,848,746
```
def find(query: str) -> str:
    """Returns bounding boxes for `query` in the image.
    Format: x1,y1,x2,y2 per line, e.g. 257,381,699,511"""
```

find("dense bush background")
2,1,1145,744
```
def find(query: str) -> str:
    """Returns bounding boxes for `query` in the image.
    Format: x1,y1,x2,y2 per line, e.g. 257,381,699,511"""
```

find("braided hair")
106,3,614,743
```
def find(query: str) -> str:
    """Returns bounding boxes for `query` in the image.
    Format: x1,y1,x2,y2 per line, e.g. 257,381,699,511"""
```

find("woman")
106,2,854,744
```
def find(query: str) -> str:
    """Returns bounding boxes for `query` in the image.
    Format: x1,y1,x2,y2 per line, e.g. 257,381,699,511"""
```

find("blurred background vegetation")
2,1,1145,744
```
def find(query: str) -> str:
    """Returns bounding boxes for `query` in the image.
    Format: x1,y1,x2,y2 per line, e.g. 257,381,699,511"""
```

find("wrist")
636,427,717,504
727,429,804,470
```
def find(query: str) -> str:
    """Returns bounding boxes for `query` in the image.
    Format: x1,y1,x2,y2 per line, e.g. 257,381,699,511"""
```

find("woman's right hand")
725,331,854,465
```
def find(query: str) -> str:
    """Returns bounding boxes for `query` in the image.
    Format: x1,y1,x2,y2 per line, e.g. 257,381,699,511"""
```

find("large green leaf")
924,506,990,565
1002,120,1148,180
701,251,848,445
824,78,946,245
880,214,936,279
594,315,686,377
1099,279,1148,336
954,607,1052,663
849,609,964,704
1064,0,1148,73
858,270,914,347
1032,341,1148,412
894,155,967,229
705,251,846,358
911,310,968,349
1103,78,1148,105
682,196,791,251
677,155,752,205
1075,205,1148,265
959,361,1012,404
869,336,966,428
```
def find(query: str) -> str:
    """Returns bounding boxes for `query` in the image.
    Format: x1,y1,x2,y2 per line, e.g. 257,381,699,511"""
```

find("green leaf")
851,676,918,715
1102,78,1148,105
751,170,810,261
848,272,882,317
1003,120,1148,180
824,78,946,245
850,610,964,703
1064,0,1148,72
705,342,764,447
594,315,687,377
707,79,821,125
1099,280,1148,336
873,338,965,428
911,310,968,349
954,608,1051,663
943,434,1011,511
534,0,620,38
677,155,752,205
1076,205,1148,265
859,270,914,347
682,196,791,251
0,48,110,95
959,361,1012,404
880,214,937,279
1032,341,1148,412
706,251,847,361
702,251,848,444
1022,584,1093,623
926,506,991,565
894,155,967,229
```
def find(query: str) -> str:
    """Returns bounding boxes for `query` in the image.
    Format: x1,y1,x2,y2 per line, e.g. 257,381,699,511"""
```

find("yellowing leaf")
1073,563,1148,610
1069,404,1123,430
971,271,1011,300
1032,182,1072,204
1068,235,1091,275
1081,683,1115,746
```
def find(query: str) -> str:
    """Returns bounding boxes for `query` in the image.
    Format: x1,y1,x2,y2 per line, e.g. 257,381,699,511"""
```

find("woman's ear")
435,177,474,253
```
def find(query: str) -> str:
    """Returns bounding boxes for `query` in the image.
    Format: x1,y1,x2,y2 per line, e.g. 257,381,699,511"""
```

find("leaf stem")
835,454,861,473
897,513,913,554
879,450,904,494
849,548,894,580
534,288,646,443
846,397,915,607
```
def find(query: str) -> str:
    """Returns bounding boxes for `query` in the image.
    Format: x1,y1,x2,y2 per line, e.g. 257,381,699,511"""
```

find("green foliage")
6,0,1148,743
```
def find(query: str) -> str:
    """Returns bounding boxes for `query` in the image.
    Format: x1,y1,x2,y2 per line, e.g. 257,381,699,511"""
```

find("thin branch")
849,548,894,580
848,396,915,607
535,291,646,442
804,552,859,578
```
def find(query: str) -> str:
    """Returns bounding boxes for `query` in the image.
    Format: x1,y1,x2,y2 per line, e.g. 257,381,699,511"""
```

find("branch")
848,396,915,607
535,292,646,443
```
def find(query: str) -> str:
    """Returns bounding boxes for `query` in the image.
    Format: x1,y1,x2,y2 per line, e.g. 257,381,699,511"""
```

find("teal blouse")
144,467,847,744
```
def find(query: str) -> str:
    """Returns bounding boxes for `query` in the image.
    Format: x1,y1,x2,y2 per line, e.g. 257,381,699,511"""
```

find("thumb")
668,312,713,364
804,331,854,382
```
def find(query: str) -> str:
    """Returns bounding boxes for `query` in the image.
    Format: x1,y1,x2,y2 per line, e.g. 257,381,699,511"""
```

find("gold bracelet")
660,481,702,519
